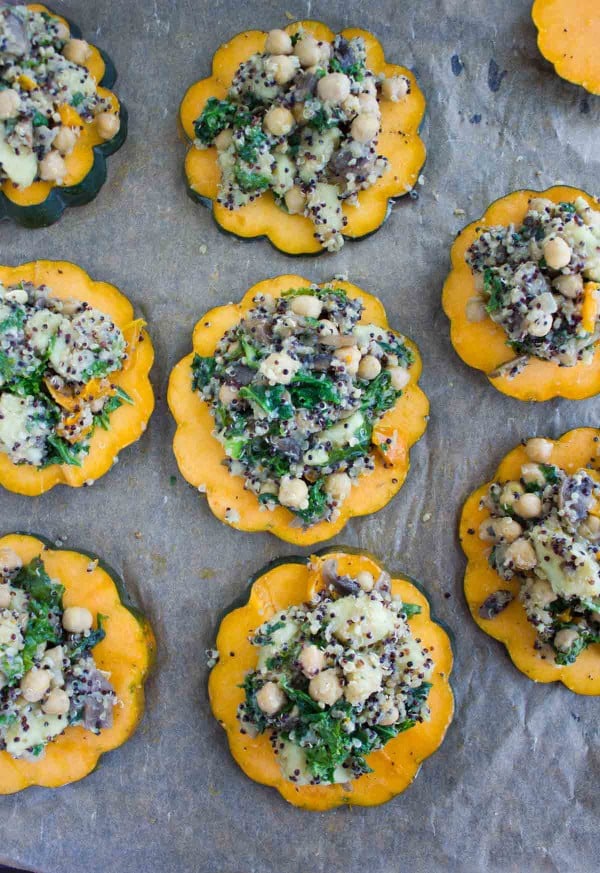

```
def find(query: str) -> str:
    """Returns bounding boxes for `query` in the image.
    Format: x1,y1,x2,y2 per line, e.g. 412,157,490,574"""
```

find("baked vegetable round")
442,186,600,400
0,260,154,495
0,532,155,793
179,21,426,255
168,274,428,545
209,548,453,809
0,4,127,229
532,0,600,96
460,428,600,694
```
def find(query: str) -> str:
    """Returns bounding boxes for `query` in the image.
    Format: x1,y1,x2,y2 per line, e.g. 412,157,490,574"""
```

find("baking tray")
0,1,598,871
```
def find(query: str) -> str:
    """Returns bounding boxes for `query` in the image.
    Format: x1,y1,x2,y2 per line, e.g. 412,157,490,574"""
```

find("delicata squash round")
209,548,454,809
0,4,127,229
442,186,600,400
532,0,600,96
168,274,429,545
0,260,154,495
179,21,426,255
460,428,600,694
0,532,155,793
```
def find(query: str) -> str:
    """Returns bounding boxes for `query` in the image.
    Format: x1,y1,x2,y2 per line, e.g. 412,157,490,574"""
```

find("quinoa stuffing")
0,280,131,468
0,5,120,189
237,558,432,785
192,27,411,251
478,437,600,666
0,547,115,760
192,284,414,527
465,197,600,375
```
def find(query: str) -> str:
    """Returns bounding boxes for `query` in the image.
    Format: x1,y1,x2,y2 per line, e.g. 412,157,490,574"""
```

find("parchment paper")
0,1,598,871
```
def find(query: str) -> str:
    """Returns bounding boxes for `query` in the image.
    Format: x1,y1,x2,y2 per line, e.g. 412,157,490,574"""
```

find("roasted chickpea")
278,476,309,510
42,687,70,716
525,438,553,464
264,106,294,136
543,237,572,270
478,517,523,544
553,273,583,298
333,346,361,376
324,471,352,503
291,294,322,319
38,150,67,182
357,354,381,380
53,125,77,155
293,34,321,68
63,38,91,65
317,72,351,103
0,88,20,120
96,112,120,141
265,29,292,55
256,681,286,715
350,113,380,143
504,538,537,571
514,493,542,520
554,628,579,652
266,54,299,85
388,366,410,390
62,606,93,633
298,644,326,678
20,668,51,703
381,75,409,102
214,128,233,150
308,668,343,705
0,547,22,577
284,185,307,214
218,384,239,405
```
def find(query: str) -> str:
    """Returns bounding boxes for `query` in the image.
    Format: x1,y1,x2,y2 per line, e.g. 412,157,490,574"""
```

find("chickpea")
63,38,92,65
526,310,553,338
218,383,239,405
554,628,579,652
317,72,351,104
530,579,556,608
478,517,523,544
278,476,309,510
357,93,380,116
96,112,120,141
342,95,361,116
308,668,343,706
357,354,381,380
388,366,411,390
293,34,320,68
284,186,307,214
350,113,380,144
356,571,374,592
553,273,583,298
317,41,332,63
259,351,301,385
42,687,70,716
54,20,70,42
265,29,292,55
504,538,537,571
520,463,546,487
582,207,600,229
291,294,322,319
465,296,487,322
62,606,93,634
265,54,299,85
333,346,361,376
0,88,20,120
525,438,553,464
0,547,22,577
53,125,77,155
298,644,326,678
500,481,525,508
214,128,233,150
38,150,67,182
528,197,553,213
381,75,410,102
543,236,572,270
514,492,542,519
317,319,338,337
263,105,294,137
20,668,51,703
578,514,600,541
0,586,11,608
256,681,286,715
324,471,352,503
292,101,305,123
379,705,400,726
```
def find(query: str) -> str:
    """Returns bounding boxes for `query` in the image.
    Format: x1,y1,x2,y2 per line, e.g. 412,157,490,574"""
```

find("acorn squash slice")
0,260,154,495
460,427,600,694
442,186,600,401
532,0,600,95
0,532,155,794
168,274,429,545
0,4,127,229
209,548,454,809
179,21,426,255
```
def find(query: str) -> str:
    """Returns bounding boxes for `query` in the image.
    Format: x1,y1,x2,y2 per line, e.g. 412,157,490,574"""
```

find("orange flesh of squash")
532,0,600,96
168,274,429,545
0,533,155,794
460,427,600,694
179,21,426,255
209,550,454,809
442,186,600,401
0,260,154,495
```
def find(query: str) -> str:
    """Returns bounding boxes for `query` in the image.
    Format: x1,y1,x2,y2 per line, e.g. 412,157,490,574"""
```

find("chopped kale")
289,371,339,408
296,480,328,525
359,370,400,416
236,125,269,162
239,384,294,419
194,97,238,144
45,435,86,467
234,165,271,193
191,354,216,391
68,614,107,660
483,269,505,313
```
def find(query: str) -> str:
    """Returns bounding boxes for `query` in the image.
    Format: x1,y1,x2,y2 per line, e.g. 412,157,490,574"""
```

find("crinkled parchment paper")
0,0,598,871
